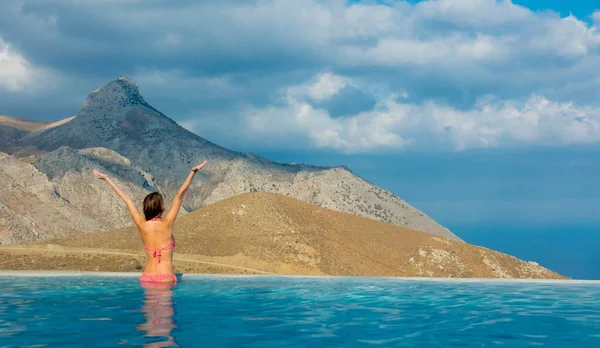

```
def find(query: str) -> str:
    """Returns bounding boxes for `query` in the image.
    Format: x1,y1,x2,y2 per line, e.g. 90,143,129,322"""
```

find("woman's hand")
93,169,109,181
192,161,208,172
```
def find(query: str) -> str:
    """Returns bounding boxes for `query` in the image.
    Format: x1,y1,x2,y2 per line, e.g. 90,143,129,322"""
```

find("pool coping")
0,270,599,284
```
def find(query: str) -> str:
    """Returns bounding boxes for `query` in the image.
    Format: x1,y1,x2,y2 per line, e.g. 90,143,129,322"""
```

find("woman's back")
140,219,173,249
139,219,175,274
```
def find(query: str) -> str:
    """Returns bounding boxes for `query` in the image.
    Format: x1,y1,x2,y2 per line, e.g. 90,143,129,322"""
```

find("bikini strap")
143,237,175,263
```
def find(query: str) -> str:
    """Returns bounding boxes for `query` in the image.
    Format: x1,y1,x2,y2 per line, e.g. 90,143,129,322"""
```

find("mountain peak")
83,77,148,109
11,78,463,243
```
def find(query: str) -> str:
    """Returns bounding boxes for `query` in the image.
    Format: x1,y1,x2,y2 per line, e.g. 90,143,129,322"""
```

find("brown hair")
143,192,164,220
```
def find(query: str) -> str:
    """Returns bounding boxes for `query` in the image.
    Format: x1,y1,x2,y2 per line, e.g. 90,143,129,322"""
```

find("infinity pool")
1,274,599,347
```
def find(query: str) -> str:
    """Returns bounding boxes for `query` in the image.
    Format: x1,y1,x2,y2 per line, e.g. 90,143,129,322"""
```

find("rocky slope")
0,152,100,243
1,77,459,242
13,192,561,279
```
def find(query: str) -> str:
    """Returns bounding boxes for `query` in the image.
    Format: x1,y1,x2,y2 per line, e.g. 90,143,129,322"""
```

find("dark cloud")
1,0,600,151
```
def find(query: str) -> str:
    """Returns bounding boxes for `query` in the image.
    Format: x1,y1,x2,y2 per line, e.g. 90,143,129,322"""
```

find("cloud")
0,37,38,92
242,72,600,152
293,73,349,102
1,0,600,152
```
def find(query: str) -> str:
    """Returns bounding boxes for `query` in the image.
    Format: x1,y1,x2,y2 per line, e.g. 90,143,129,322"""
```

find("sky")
1,0,600,236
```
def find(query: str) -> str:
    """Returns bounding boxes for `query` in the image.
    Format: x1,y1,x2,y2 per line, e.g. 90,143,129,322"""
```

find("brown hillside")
21,192,564,279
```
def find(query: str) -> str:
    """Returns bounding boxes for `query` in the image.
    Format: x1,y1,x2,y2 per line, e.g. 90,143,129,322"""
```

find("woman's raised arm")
164,161,208,225
93,169,145,226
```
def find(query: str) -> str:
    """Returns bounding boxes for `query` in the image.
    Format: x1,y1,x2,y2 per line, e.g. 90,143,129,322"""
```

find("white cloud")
243,73,600,153
594,11,600,24
342,34,512,68
0,37,36,91
535,15,600,58
0,36,57,93
286,72,349,102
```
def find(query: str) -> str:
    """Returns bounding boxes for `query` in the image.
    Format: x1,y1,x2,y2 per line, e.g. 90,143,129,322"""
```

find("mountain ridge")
0,77,461,242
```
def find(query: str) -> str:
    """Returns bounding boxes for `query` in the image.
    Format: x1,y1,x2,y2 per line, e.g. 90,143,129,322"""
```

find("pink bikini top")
144,217,175,263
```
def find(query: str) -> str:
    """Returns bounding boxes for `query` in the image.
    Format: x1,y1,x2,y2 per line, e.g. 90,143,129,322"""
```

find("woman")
93,160,207,285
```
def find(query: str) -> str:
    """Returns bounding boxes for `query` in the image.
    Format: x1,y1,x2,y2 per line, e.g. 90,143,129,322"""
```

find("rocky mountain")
0,149,163,244
0,77,460,243
0,152,99,244
2,192,562,279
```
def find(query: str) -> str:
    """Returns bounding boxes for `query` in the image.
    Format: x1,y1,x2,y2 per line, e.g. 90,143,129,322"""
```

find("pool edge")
0,270,599,284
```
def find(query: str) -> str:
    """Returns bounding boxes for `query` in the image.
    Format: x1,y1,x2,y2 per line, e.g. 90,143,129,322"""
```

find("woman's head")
143,192,164,220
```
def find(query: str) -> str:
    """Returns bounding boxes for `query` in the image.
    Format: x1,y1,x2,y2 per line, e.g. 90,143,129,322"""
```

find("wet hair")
143,192,164,220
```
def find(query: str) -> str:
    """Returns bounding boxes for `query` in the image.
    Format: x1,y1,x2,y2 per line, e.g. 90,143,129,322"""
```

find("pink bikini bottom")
140,273,177,285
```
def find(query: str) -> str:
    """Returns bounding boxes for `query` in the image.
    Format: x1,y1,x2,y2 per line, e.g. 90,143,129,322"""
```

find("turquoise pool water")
1,275,599,347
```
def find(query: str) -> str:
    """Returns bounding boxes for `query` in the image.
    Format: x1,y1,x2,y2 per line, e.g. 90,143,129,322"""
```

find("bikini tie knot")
153,249,162,263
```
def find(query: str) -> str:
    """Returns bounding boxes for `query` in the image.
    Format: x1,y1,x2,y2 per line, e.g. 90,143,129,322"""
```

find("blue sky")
355,1,599,20
1,0,600,232
512,0,598,19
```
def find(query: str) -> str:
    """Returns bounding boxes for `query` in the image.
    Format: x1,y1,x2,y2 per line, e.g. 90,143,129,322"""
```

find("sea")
453,222,600,280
